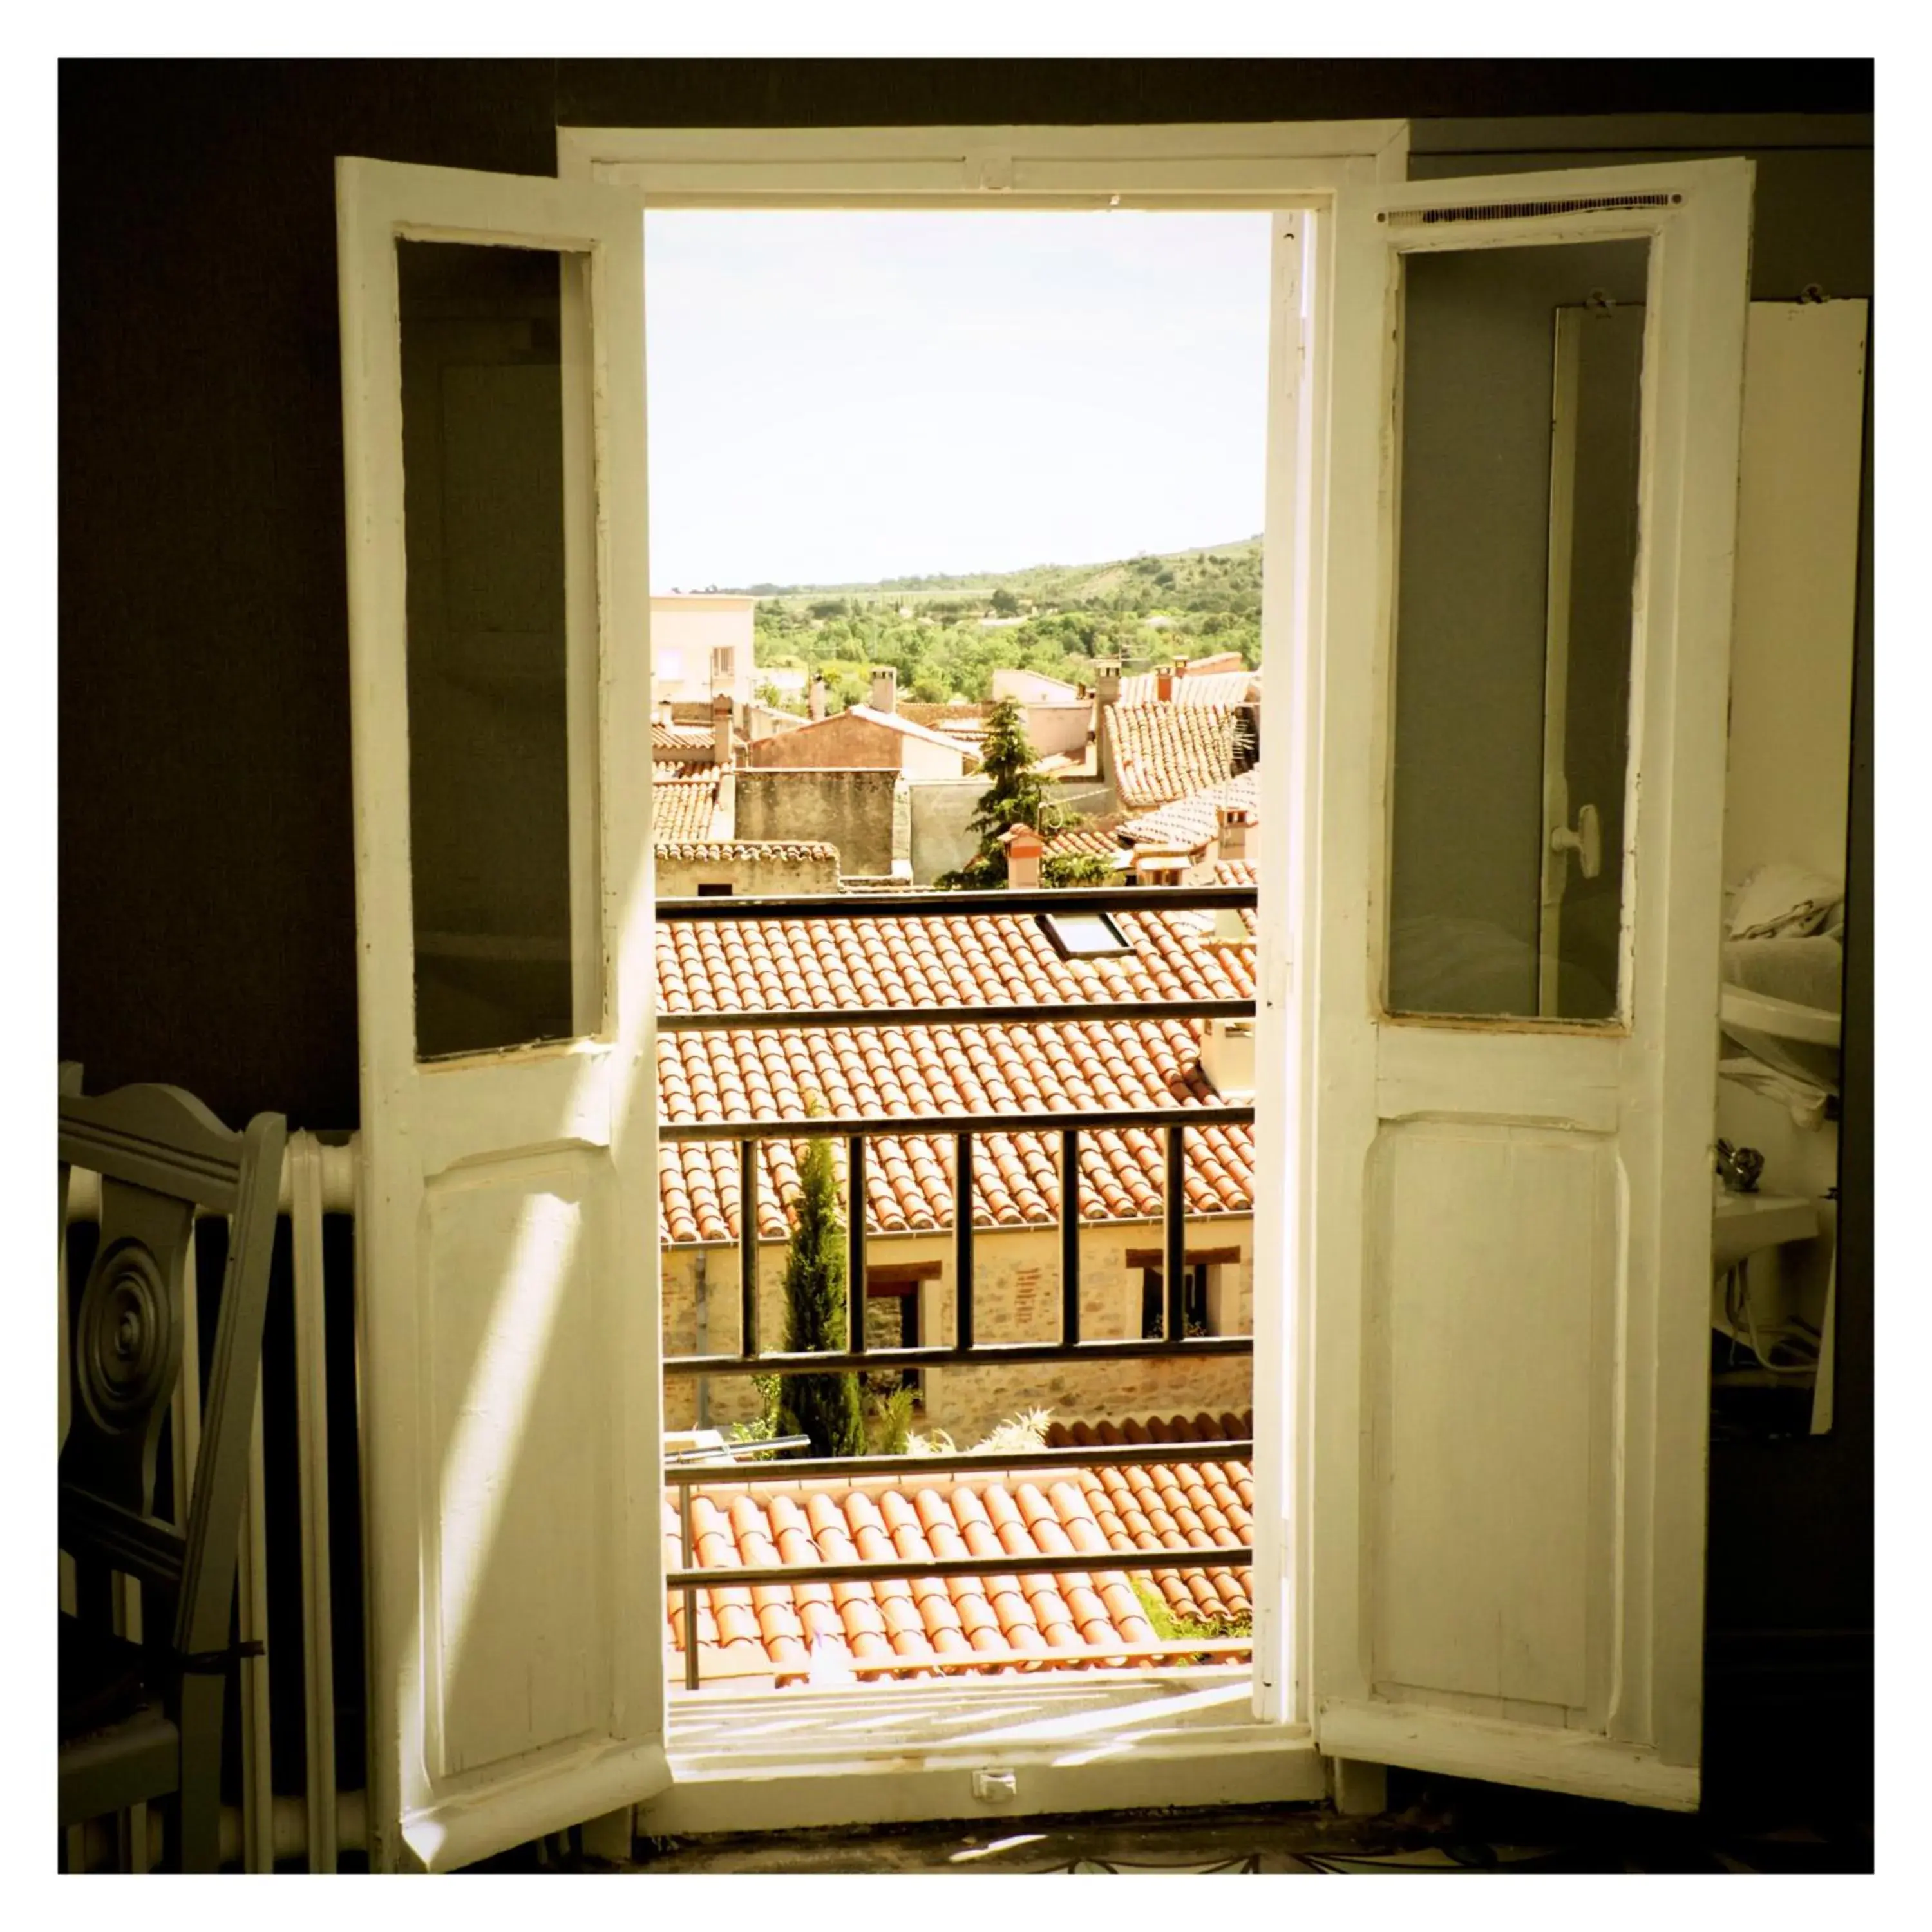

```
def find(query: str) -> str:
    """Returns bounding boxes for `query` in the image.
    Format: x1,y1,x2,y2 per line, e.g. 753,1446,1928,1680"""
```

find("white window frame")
554,117,1404,1837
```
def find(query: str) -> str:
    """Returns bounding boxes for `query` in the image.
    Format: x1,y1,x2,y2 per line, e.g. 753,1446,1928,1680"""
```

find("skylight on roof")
1037,910,1134,960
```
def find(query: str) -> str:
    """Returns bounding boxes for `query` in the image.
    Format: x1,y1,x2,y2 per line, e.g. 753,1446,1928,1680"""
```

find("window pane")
1384,239,1649,1022
397,239,591,1058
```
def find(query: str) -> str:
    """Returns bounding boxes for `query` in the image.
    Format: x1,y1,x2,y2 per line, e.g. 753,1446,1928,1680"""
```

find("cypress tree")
776,1117,867,1458
939,698,1113,887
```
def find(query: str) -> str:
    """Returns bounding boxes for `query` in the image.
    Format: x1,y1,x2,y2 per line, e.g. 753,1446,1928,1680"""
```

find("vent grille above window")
1382,192,1679,229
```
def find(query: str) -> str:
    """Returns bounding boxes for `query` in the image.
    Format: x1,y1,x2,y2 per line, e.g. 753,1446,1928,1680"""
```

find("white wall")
992,667,1079,704
650,596,755,708
1723,301,1868,885
1714,301,1868,1361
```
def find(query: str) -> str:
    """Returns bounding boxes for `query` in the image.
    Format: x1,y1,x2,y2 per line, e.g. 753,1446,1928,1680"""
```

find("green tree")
938,699,1085,888
775,1112,866,1458
988,585,1021,617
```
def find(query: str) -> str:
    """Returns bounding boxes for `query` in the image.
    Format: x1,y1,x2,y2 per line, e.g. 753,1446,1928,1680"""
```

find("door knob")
1551,802,1602,880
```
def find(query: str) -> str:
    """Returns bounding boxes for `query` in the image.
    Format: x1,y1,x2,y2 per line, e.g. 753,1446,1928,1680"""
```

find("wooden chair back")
58,1079,286,1669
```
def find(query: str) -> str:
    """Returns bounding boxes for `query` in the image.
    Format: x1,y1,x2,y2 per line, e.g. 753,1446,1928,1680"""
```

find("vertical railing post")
236,1383,274,1871
1165,1123,1188,1343
680,1481,700,1692
290,1133,338,1871
739,1140,759,1359
847,1135,867,1355
954,1133,975,1350
1060,1128,1081,1347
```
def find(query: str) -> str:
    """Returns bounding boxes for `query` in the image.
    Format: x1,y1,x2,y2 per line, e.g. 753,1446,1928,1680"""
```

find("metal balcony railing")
656,880,1260,1692
656,881,1258,1379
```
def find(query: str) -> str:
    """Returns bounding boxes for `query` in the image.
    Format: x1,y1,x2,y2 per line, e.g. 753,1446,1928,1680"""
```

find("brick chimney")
712,692,734,766
1093,658,1121,708
871,665,897,714
1155,663,1175,704
1001,822,1045,891
809,674,827,721
1215,804,1255,863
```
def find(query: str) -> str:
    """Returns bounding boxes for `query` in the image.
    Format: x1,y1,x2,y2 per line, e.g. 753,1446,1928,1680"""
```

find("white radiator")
62,1131,364,1873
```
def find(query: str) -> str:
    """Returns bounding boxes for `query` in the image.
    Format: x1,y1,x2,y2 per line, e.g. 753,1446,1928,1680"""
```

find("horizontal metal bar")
656,884,1256,921
665,1436,813,1465
679,1636,1253,1686
664,1336,1252,1378
661,1103,1253,1144
663,1437,1255,1484
667,1542,1255,1591
656,998,1255,1031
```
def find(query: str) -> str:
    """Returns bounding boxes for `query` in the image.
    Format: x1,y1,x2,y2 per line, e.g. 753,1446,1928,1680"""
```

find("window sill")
643,1671,1321,1835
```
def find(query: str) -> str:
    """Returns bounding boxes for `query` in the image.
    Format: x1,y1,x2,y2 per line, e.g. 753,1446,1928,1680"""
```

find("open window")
336,156,664,1871
336,133,1756,1859
1303,160,1754,1808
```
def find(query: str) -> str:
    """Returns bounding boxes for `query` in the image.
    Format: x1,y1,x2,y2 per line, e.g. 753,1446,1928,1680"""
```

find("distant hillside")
724,536,1263,621
744,536,1265,710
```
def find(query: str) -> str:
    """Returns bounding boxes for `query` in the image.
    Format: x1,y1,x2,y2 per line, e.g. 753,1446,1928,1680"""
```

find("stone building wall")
731,767,903,877
660,1218,1255,1446
654,842,840,898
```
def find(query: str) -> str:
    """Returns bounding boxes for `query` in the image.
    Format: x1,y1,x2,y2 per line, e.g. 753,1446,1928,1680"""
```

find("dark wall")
59,61,1871,1127
553,59,1873,129
60,61,560,1128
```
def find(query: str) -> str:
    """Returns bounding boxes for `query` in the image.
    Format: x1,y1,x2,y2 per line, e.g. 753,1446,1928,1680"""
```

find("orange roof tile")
1118,668,1257,706
665,1455,1252,1687
653,722,715,754
653,772,723,842
657,840,838,866
654,902,1257,1244
1045,1410,1253,1449
1118,773,1260,852
1105,704,1243,812
1045,813,1131,861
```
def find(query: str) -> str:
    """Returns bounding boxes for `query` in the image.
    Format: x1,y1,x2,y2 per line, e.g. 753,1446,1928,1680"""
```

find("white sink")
1712,1191,1818,1271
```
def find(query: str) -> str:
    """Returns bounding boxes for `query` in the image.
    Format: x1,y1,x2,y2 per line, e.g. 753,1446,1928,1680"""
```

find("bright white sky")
643,210,1273,592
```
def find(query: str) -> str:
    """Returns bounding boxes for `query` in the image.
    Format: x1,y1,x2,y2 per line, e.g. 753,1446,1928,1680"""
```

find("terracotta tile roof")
1044,1410,1253,1449
656,840,838,866
653,722,715,755
1118,669,1256,707
664,1455,1253,1686
654,902,1257,1244
652,772,723,842
1105,704,1242,812
1045,814,1131,861
1117,773,1260,852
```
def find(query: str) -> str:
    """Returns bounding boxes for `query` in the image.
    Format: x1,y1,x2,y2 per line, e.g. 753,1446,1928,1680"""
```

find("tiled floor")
491,1789,1873,1874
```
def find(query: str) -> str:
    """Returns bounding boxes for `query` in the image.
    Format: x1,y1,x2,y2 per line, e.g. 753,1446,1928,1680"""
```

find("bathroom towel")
1727,862,1844,941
